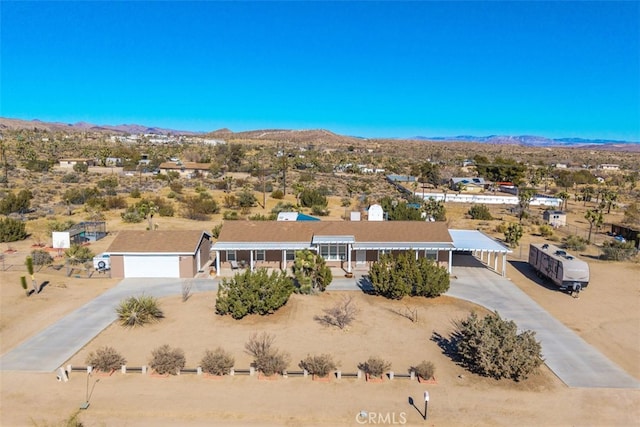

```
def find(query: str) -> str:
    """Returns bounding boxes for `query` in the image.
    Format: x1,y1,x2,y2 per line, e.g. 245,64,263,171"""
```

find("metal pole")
424,391,429,420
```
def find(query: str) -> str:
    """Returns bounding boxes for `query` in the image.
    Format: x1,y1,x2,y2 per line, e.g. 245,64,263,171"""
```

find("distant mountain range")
1,117,637,150
411,134,638,147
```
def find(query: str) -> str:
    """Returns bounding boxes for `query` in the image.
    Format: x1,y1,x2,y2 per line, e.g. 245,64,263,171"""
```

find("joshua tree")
25,256,37,294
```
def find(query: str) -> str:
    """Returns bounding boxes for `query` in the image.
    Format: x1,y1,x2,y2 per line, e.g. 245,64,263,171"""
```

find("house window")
286,250,295,261
227,250,236,262
319,244,347,261
255,250,265,261
425,250,437,260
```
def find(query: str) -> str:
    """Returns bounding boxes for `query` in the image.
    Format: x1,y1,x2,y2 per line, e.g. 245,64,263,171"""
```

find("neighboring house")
158,161,212,177
105,230,212,278
105,157,123,167
598,164,620,171
496,182,518,195
543,210,567,227
450,177,486,192
554,163,568,169
610,224,640,249
58,158,96,168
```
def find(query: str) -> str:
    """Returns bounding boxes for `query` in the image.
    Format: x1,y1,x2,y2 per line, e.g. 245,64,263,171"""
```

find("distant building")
543,210,567,227
611,224,640,249
598,164,620,171
450,177,486,192
58,158,96,168
158,161,212,177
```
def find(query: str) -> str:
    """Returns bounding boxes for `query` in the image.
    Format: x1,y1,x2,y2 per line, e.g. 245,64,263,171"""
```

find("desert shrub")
64,244,94,265
182,194,219,220
311,205,330,216
299,354,337,377
31,249,53,266
315,295,358,329
121,211,144,223
563,235,588,251
248,213,275,221
216,269,294,319
200,347,235,375
63,187,101,205
468,204,494,220
292,249,332,294
24,159,51,172
369,252,449,299
271,201,296,214
86,346,126,372
601,240,637,261
211,223,223,239
271,189,284,199
47,219,75,232
538,224,554,237
169,181,183,193
244,332,289,376
105,196,127,210
0,189,32,214
149,345,185,375
130,188,141,198
73,162,89,173
413,360,435,380
299,188,327,208
116,295,164,327
494,222,508,234
0,217,28,242
222,210,239,220
61,173,80,183
358,357,391,378
454,311,543,381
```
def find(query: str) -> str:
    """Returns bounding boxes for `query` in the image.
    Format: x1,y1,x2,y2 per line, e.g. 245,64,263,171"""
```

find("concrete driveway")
0,278,216,372
448,255,639,389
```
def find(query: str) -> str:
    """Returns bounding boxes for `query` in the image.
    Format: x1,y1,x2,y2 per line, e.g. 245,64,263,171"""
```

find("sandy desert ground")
1,202,639,426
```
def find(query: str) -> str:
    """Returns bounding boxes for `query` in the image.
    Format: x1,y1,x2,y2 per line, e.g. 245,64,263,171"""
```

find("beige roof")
216,221,452,244
106,230,210,254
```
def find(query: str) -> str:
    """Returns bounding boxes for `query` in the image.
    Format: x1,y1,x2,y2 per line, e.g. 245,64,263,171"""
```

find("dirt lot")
1,199,639,426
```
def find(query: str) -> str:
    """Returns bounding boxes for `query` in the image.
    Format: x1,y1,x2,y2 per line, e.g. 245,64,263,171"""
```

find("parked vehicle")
528,243,589,293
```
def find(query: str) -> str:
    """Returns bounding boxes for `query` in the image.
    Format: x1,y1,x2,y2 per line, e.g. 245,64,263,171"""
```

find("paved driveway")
0,278,216,372
448,255,639,389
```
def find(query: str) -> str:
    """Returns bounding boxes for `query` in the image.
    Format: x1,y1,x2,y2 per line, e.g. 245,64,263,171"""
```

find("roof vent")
542,244,549,249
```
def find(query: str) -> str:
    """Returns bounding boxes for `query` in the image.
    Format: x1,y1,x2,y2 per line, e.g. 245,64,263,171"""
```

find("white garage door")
123,255,180,278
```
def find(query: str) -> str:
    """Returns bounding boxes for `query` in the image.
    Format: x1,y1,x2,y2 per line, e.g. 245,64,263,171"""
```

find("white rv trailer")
528,243,590,292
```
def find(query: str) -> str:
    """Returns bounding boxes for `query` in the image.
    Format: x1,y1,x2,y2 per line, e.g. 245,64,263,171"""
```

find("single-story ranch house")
105,230,212,278
212,221,510,277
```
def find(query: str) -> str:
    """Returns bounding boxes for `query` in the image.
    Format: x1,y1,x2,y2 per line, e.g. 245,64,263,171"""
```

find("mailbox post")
424,391,430,420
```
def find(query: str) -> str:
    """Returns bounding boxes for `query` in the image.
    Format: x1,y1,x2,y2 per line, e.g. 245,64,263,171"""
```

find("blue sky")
2,1,639,141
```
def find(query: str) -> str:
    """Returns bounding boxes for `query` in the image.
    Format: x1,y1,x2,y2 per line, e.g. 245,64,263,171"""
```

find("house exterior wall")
110,255,125,278
179,255,194,277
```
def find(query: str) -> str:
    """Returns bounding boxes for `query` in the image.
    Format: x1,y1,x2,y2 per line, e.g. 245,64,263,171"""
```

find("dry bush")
413,360,435,380
298,354,338,377
200,347,235,375
86,346,126,372
358,357,391,378
149,344,186,375
390,305,418,323
181,280,193,302
244,332,290,376
116,295,163,327
315,295,358,329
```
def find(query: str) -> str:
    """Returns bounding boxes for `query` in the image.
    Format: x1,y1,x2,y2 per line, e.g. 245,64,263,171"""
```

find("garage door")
123,255,180,278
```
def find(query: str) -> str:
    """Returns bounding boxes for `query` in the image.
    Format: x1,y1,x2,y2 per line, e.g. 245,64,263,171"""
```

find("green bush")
216,269,294,319
358,357,391,378
601,240,637,261
130,188,141,198
504,223,523,247
563,235,588,251
62,173,80,183
86,346,126,372
149,345,185,375
292,249,332,294
244,332,289,376
0,217,28,242
299,354,337,377
539,224,554,237
222,211,239,221
413,360,436,380
299,188,327,208
200,347,235,375
454,311,543,381
0,189,32,215
64,244,94,265
116,295,164,327
369,252,449,299
271,189,284,200
468,204,494,220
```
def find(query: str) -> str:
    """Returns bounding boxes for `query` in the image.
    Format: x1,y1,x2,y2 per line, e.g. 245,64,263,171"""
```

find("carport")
449,230,512,277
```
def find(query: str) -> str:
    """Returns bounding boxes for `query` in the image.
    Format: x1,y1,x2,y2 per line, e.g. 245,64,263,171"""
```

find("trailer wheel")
97,260,106,270
571,284,581,298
